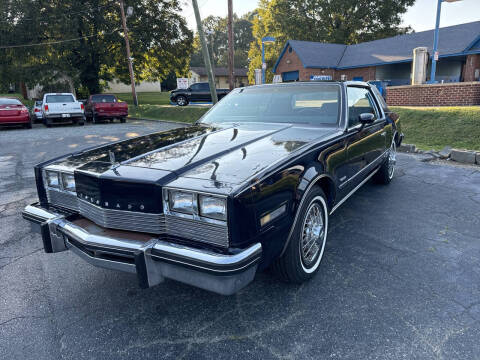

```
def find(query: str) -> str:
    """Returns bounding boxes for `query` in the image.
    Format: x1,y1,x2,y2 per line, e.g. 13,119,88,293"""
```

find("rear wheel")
120,117,126,123
273,187,329,283
176,95,188,106
44,118,51,128
374,140,396,184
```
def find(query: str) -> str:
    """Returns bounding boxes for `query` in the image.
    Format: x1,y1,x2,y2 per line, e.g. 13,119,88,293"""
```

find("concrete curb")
398,143,480,165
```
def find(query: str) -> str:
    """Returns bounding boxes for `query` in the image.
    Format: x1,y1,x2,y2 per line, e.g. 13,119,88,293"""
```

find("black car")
170,82,230,106
23,81,403,295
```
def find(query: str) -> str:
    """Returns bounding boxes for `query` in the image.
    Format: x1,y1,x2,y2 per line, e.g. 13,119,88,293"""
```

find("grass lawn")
0,93,34,107
128,104,209,124
391,106,480,151
113,92,171,106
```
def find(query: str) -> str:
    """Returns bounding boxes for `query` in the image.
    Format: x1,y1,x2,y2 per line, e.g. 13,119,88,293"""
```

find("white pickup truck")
42,93,85,127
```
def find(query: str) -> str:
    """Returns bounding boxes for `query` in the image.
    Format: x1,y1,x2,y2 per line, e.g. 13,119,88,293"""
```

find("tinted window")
199,83,210,90
0,98,22,105
347,87,379,127
200,84,341,127
46,95,75,103
91,95,116,103
35,101,42,106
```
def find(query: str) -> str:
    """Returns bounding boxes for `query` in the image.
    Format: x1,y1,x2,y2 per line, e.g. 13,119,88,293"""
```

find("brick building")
273,21,480,86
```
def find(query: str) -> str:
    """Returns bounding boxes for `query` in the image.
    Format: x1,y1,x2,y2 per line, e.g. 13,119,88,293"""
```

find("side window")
199,83,210,91
190,84,199,91
347,87,379,127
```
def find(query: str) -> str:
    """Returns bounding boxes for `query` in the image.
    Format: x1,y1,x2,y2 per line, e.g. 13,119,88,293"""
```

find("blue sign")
310,75,332,81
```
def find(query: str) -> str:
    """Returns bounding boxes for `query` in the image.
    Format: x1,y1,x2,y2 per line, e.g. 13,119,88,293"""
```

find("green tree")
190,13,254,69
0,0,193,95
248,0,415,83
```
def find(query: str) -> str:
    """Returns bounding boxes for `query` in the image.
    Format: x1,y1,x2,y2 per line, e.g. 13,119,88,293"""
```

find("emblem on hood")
109,150,116,165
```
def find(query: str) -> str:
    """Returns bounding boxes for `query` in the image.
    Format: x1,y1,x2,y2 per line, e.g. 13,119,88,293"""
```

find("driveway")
1,121,479,359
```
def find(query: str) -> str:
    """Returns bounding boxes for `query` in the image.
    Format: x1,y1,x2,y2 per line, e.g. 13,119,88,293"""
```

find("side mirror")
358,113,375,125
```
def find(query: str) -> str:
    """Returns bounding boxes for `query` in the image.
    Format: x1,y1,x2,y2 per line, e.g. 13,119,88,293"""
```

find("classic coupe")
23,81,403,295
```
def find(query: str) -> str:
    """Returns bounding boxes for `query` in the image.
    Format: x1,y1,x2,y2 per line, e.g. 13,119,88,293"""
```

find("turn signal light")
80,103,84,110
44,104,49,111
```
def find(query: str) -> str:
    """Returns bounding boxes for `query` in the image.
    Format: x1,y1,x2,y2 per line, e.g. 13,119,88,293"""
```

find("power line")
0,28,120,49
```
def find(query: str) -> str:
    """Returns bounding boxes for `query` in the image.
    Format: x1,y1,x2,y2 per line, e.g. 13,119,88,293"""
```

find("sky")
181,0,480,33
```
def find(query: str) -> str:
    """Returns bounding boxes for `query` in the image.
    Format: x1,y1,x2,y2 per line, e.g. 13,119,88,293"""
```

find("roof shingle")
274,21,480,71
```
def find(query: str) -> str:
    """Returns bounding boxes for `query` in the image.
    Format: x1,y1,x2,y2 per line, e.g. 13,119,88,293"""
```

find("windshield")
91,95,116,103
0,98,22,105
199,84,341,127
46,95,75,103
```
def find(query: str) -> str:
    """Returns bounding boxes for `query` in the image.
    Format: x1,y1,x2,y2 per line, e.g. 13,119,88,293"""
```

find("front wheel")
176,95,188,106
273,187,329,283
374,140,396,184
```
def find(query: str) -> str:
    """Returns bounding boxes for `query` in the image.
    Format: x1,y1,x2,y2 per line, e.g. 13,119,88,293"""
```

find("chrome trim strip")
339,150,388,190
330,167,379,215
151,241,262,271
66,239,137,274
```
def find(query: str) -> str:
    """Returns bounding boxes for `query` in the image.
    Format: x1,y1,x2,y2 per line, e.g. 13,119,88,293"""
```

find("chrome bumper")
22,203,261,295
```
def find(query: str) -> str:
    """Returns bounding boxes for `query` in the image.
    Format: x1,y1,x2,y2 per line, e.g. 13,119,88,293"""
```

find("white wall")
105,80,161,93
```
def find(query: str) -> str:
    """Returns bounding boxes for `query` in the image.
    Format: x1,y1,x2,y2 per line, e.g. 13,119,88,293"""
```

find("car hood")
52,123,339,192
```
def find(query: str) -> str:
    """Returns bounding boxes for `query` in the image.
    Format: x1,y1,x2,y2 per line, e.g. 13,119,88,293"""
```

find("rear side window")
371,85,389,112
45,95,75,103
91,95,116,103
347,87,379,127
0,98,22,105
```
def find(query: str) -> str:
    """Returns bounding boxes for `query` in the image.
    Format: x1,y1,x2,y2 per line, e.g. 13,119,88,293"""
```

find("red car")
84,94,128,123
0,97,32,129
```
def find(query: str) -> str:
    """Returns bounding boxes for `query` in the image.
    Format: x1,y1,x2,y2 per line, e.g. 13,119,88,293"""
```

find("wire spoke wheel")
300,201,325,269
388,140,397,179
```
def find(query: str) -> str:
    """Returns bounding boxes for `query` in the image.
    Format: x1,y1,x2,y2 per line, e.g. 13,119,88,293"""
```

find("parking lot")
1,121,479,360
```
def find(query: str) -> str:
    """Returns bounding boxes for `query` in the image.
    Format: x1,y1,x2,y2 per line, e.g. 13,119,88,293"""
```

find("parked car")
84,94,128,123
0,97,32,129
42,93,85,127
22,81,403,295
170,82,230,106
31,100,43,123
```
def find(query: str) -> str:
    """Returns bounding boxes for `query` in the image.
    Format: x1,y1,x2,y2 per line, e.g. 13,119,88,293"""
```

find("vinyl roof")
274,21,480,72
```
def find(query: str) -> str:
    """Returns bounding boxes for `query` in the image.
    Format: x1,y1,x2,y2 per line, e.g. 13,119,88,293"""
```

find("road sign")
176,78,189,89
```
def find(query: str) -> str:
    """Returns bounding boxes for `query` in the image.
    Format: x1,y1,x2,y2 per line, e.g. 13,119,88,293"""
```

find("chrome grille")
78,199,229,247
79,200,165,234
165,215,229,248
47,189,78,211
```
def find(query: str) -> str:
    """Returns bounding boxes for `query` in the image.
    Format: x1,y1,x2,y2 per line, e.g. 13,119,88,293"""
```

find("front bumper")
22,203,261,295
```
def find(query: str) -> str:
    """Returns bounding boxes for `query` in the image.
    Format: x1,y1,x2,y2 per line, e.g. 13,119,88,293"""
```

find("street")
1,121,479,360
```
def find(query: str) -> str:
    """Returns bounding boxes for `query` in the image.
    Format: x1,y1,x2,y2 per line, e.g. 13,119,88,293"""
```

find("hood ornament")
109,150,116,165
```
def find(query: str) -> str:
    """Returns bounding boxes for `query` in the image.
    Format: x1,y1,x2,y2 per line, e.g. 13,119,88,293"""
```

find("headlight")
169,190,194,214
199,195,226,221
62,173,76,192
45,171,60,188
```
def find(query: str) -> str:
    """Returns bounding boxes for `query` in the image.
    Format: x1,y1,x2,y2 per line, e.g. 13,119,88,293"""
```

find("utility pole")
119,0,138,106
227,0,234,90
192,0,218,104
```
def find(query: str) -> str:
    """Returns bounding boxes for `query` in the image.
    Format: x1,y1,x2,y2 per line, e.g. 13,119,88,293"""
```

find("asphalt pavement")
1,121,479,360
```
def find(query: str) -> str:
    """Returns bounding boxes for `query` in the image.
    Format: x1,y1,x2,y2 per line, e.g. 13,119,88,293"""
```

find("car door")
188,83,201,102
341,86,387,191
197,83,211,102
